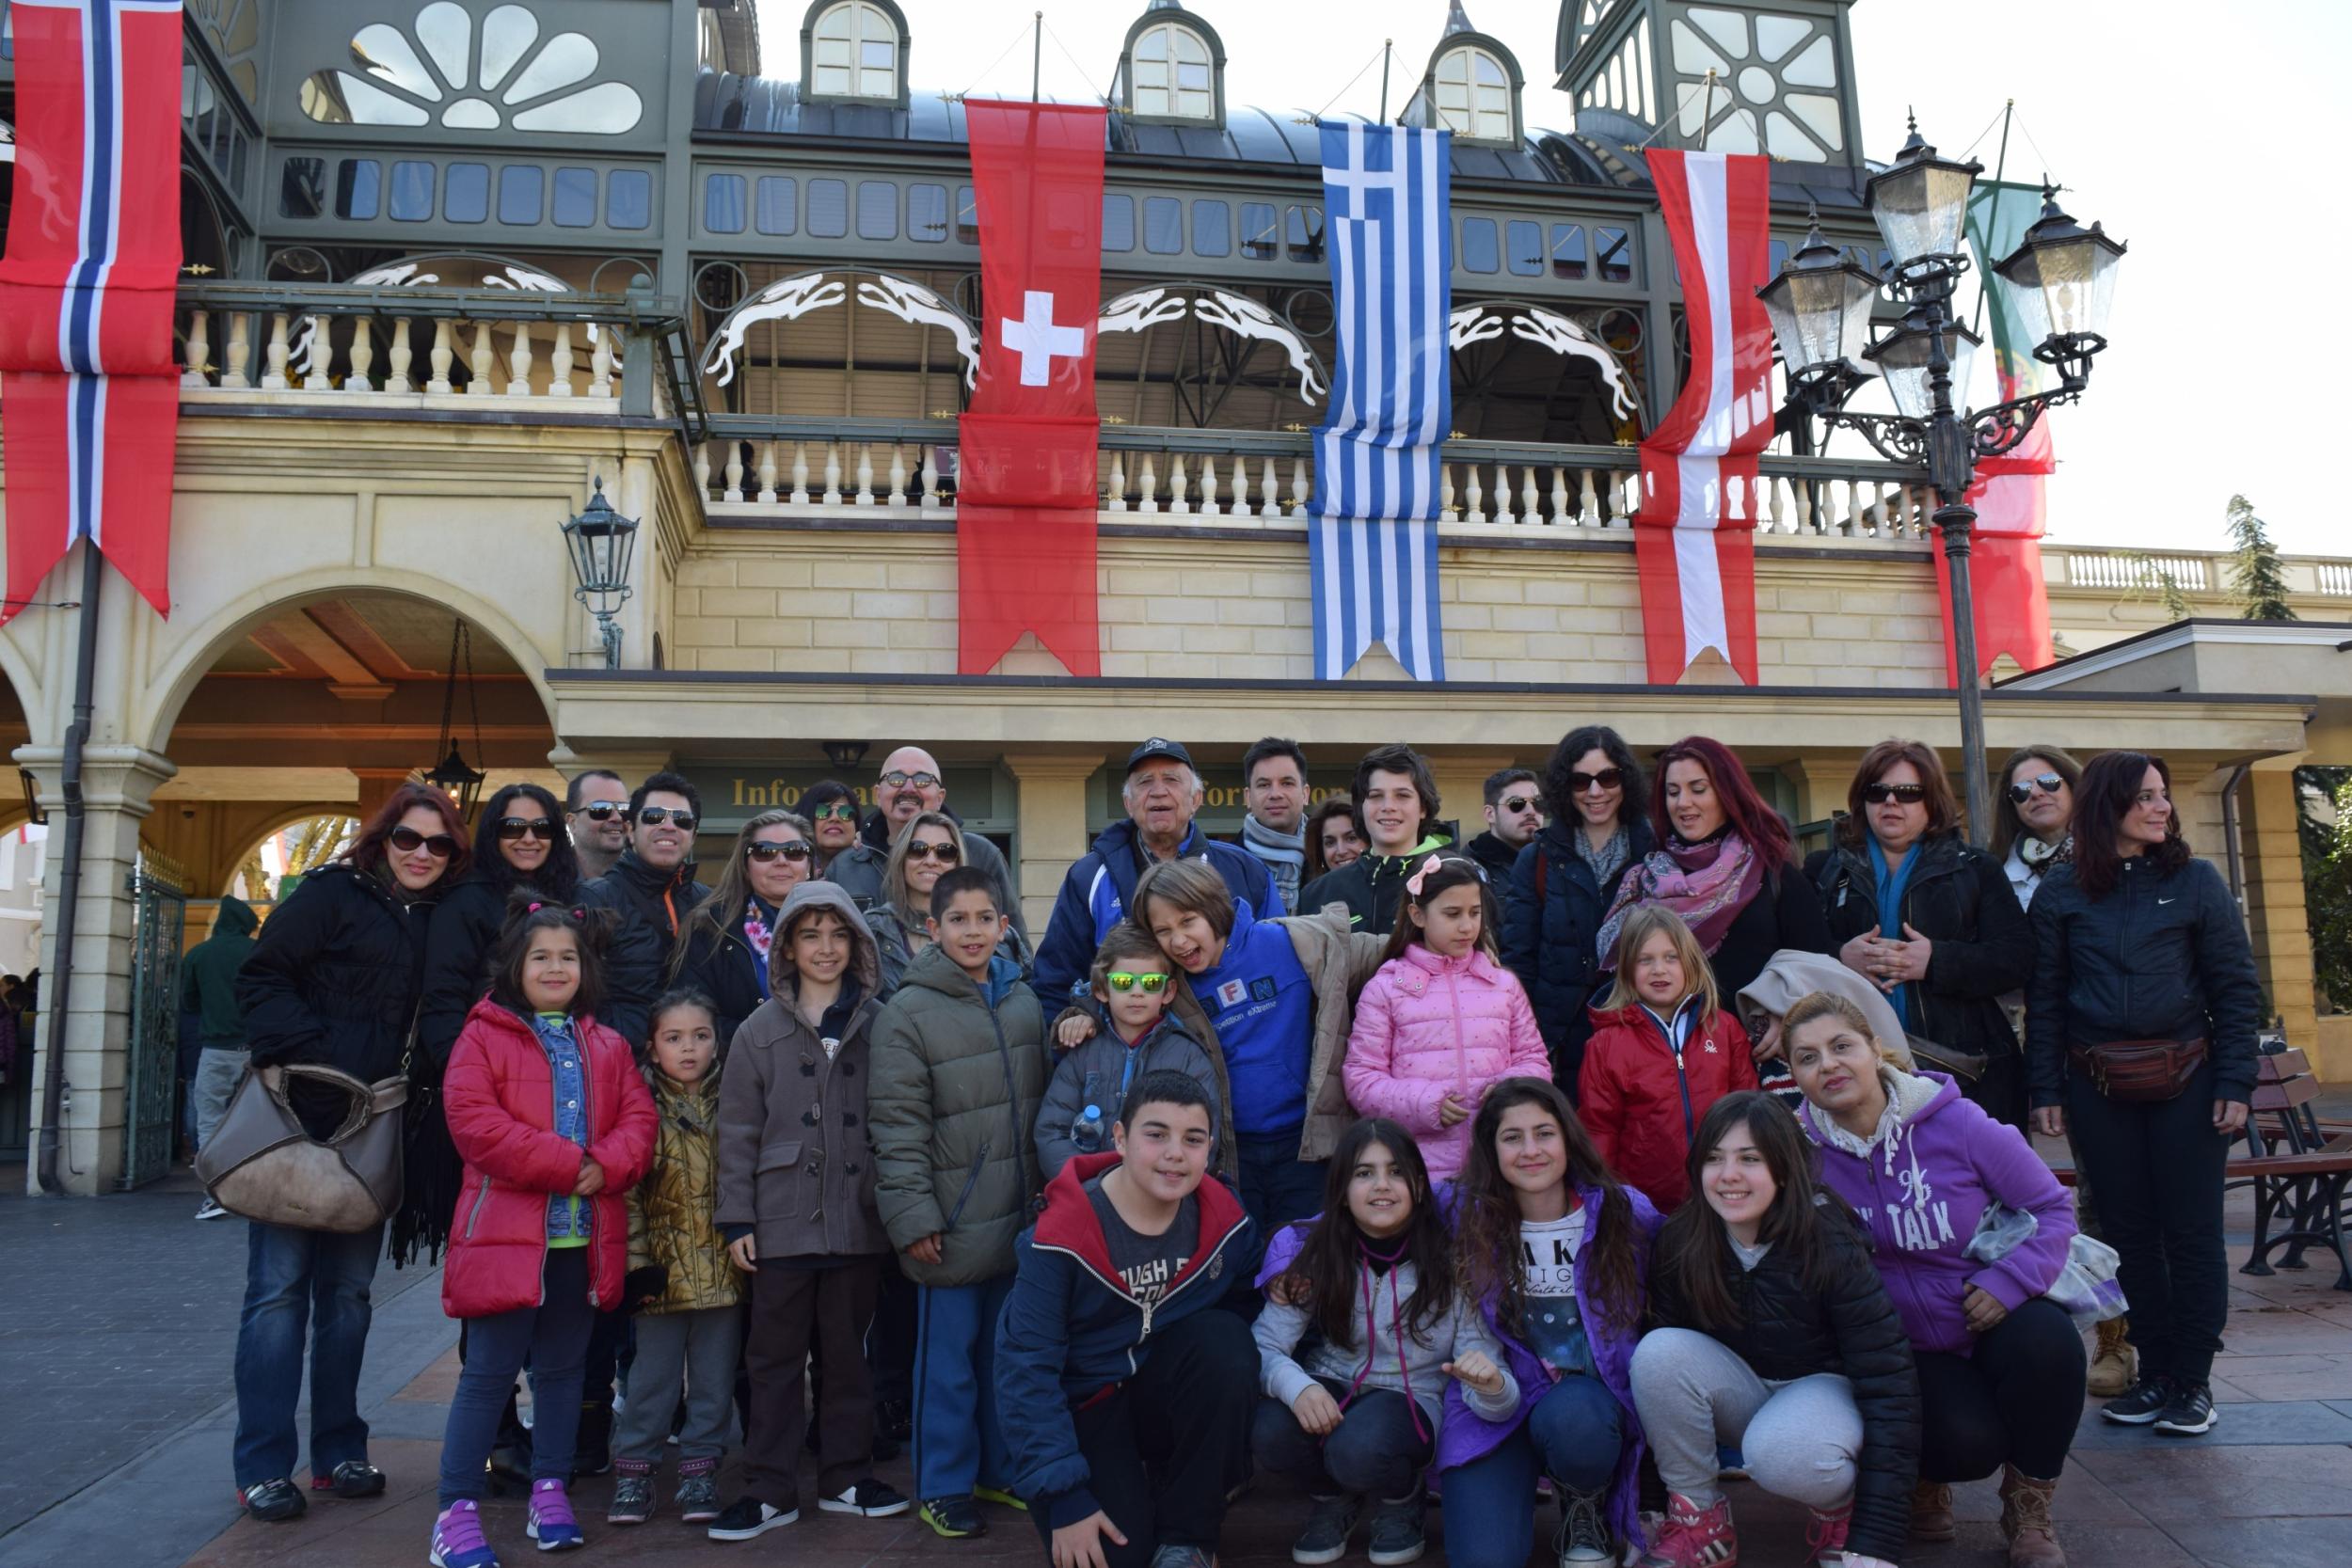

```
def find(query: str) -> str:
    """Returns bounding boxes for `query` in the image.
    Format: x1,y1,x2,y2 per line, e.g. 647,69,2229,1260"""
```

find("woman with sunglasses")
673,809,818,1051
801,780,866,877
1813,740,2036,1130
864,812,1027,996
1503,726,1655,1098
1991,748,2082,912
228,784,469,1524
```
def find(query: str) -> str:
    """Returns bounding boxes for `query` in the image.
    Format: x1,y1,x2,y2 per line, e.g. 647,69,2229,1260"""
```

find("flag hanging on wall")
955,99,1107,676
1951,181,2058,680
1633,149,1774,685
1308,123,1452,683
0,0,185,625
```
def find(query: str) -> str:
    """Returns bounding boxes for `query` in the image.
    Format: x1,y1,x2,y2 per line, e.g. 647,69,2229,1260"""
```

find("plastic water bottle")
1073,1103,1105,1154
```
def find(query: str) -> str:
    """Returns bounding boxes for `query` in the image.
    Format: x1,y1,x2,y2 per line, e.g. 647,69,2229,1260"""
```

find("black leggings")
1915,1297,2085,1482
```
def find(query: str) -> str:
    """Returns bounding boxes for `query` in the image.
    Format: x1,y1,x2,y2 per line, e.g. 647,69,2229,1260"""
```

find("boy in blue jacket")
995,1071,1257,1568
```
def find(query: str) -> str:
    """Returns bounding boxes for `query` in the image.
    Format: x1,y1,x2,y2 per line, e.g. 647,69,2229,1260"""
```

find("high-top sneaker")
675,1457,723,1524
431,1500,501,1568
606,1462,655,1525
1804,1500,1851,1566
1637,1493,1736,1568
526,1478,585,1551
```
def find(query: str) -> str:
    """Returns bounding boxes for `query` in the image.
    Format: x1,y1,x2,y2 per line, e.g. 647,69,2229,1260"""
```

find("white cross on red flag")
957,100,1108,675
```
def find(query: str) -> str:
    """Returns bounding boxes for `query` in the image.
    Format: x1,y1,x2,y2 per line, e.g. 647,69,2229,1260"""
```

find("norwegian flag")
1633,150,1775,685
0,0,185,625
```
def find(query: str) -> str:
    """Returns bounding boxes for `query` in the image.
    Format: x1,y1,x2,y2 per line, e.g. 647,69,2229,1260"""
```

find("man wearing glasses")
823,746,1016,926
565,769,633,881
579,770,712,1050
1466,767,1545,883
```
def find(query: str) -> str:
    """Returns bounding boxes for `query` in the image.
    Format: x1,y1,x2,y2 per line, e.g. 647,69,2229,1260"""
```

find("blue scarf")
1867,837,1920,1030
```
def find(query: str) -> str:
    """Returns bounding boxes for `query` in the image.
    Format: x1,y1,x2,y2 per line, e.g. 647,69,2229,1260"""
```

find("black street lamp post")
1760,120,2126,841
563,477,642,670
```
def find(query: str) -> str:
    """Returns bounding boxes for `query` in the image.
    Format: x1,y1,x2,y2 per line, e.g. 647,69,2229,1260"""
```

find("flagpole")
34,541,105,1195
1969,99,2015,342
1032,11,1042,101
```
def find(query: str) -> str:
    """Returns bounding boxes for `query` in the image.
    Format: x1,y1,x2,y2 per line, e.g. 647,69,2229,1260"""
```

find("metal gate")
120,856,189,1190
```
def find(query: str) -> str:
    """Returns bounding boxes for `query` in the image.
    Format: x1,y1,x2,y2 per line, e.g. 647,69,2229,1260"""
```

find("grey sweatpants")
612,1306,743,1465
1629,1326,1862,1510
193,1048,249,1151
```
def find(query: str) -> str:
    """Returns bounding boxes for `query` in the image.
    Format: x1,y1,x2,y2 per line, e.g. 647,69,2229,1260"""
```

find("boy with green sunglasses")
1036,927,1232,1181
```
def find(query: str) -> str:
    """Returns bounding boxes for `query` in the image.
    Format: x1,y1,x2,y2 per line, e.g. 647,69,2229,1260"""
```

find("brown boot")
1911,1478,1956,1543
1998,1464,2067,1567
2086,1317,2137,1398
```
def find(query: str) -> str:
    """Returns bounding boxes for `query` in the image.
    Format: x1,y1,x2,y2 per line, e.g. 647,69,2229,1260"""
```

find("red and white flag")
1633,150,1775,685
0,0,185,624
956,100,1106,676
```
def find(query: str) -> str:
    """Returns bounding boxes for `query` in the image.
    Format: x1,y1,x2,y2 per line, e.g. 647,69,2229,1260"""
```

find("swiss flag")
957,101,1107,676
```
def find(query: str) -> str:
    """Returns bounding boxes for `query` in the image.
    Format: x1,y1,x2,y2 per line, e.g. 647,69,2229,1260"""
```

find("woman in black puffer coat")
1631,1092,1919,1568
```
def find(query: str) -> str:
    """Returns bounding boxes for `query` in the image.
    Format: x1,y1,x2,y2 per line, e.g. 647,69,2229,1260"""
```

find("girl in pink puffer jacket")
1343,853,1550,1180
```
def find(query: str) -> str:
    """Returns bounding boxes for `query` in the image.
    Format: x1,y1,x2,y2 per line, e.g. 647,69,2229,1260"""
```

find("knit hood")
1800,1064,1952,1177
771,879,883,996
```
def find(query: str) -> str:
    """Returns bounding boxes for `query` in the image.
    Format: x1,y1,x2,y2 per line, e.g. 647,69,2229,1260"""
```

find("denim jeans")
231,1219,385,1489
1233,1132,1328,1307
438,1248,598,1507
1441,1374,1626,1568
914,1275,1013,1500
1251,1382,1432,1501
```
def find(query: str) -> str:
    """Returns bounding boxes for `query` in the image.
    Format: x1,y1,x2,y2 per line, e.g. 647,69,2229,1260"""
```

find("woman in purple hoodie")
1787,991,2082,1568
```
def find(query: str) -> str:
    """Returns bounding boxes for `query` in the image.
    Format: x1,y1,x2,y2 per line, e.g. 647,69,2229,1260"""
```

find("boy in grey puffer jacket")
1038,927,1232,1180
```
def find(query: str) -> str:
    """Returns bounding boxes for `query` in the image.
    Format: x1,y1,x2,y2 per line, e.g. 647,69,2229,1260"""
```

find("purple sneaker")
431,1500,501,1568
527,1479,585,1552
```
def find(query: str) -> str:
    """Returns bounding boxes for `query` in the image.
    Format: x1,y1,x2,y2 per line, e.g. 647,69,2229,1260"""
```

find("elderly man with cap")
823,744,1018,927
1031,738,1283,1005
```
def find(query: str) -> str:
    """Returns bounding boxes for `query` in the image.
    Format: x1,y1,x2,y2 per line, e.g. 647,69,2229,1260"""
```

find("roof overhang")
1999,619,2352,760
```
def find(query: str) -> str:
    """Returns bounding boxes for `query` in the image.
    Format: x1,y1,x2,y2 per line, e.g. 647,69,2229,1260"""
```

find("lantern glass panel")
1869,159,1975,264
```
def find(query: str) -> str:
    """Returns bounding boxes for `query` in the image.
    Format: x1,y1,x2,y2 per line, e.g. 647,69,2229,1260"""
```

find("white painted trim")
2003,620,2352,690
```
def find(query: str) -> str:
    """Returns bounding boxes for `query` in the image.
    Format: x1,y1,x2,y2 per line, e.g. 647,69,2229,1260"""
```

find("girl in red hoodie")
1578,906,1756,1212
433,897,658,1568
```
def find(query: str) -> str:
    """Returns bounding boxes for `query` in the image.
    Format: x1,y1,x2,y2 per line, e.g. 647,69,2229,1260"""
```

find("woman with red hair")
1595,736,1830,1006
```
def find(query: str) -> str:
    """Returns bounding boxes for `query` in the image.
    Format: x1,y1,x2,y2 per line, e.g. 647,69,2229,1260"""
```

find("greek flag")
1309,122,1452,682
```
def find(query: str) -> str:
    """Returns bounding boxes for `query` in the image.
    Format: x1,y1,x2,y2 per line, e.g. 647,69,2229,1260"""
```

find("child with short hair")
1039,927,1231,1180
608,990,739,1528
997,1070,1260,1568
1342,853,1549,1181
870,866,1049,1541
1579,905,1757,1212
707,883,908,1540
432,897,658,1568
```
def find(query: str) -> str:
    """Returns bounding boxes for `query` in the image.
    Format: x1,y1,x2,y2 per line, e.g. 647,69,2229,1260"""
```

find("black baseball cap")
1126,738,1195,773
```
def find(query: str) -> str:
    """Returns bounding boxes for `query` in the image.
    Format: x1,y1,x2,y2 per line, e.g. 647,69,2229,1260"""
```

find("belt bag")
2070,1037,2207,1103
196,1062,406,1232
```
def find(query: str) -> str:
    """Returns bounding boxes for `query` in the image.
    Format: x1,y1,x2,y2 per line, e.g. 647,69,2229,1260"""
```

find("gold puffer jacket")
625,1060,743,1314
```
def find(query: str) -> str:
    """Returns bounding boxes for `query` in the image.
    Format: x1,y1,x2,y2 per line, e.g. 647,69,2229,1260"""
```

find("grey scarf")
1242,814,1305,909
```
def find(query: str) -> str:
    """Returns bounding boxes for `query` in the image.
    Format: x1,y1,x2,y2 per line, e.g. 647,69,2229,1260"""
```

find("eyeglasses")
906,840,961,863
1104,972,1171,994
638,807,698,832
496,816,556,842
1567,768,1624,794
389,826,460,858
573,801,625,821
747,840,814,863
1500,795,1540,815
2009,772,2066,805
810,802,859,821
880,770,942,790
1864,782,1929,805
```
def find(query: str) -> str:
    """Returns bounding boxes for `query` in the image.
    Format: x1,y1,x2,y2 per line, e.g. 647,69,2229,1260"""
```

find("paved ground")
8,1132,2352,1568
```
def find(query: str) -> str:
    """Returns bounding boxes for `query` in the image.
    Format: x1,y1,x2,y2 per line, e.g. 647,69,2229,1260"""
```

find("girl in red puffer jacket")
433,896,657,1568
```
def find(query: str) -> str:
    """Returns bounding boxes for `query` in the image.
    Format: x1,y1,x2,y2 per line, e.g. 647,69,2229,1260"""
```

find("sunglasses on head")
638,806,697,832
1864,782,1928,805
389,825,459,858
1104,972,1170,994
880,770,941,790
2009,772,2065,804
810,801,859,821
1501,794,1540,815
1567,768,1624,794
496,816,555,842
747,840,813,863
907,839,961,863
573,801,625,821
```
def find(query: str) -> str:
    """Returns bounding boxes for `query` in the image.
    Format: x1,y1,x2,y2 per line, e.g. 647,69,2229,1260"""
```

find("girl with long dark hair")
1252,1118,1517,1568
1442,1078,1657,1568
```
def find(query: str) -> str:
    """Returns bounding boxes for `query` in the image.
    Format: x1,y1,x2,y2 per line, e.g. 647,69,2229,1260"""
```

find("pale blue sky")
757,1,2341,553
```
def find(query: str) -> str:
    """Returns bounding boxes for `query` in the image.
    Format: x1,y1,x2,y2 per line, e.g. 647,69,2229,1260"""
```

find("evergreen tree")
2227,494,2296,620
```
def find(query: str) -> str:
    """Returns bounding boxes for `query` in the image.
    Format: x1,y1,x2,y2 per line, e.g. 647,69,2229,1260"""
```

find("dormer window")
1434,45,1513,142
803,0,907,106
1118,6,1226,128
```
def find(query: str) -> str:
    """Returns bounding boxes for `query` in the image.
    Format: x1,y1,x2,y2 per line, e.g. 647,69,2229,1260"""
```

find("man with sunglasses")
1466,768,1545,884
825,746,1017,932
566,770,633,881
579,771,712,1051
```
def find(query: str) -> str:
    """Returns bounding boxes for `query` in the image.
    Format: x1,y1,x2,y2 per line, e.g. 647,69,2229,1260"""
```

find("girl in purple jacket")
1788,991,2082,1568
1441,1078,1660,1568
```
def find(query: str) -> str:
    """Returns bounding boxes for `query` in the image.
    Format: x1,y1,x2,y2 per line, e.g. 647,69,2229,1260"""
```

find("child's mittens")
624,1264,670,1310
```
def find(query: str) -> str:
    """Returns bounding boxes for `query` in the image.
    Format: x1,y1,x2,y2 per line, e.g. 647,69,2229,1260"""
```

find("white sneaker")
195,1197,229,1220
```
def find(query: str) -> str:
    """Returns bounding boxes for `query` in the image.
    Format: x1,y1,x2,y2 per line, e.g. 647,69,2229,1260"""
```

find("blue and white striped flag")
1309,122,1452,682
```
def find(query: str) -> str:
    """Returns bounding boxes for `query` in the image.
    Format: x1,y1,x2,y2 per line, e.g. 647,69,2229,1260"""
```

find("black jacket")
1464,831,1523,884
1298,832,1452,937
417,878,505,1077
1650,1219,1921,1563
2024,855,2264,1108
579,851,711,1049
676,913,770,1054
1502,818,1656,1085
1814,833,2035,1064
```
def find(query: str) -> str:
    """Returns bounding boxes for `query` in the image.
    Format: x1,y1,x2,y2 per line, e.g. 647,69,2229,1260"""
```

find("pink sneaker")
1637,1493,1737,1568
1804,1501,1851,1565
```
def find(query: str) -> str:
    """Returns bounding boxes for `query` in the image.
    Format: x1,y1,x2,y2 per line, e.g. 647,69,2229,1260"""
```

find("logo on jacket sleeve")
1216,978,1249,1008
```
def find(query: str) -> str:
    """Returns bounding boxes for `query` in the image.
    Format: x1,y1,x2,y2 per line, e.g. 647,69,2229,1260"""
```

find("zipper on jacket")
463,1175,493,1239
944,1141,992,1230
1674,1045,1694,1139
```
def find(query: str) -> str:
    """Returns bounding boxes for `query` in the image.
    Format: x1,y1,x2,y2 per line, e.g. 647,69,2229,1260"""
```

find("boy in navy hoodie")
995,1071,1257,1568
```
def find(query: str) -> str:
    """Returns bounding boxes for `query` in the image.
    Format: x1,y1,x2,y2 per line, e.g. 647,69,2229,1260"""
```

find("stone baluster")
1464,465,1485,525
345,319,375,391
1198,455,1219,517
1847,479,1868,537
1491,465,1514,526
1168,453,1190,515
1136,454,1159,514
225,311,254,388
468,322,495,395
887,446,909,507
1290,457,1311,518
1524,466,1544,526
589,327,615,398
182,311,213,388
822,444,843,505
426,319,455,395
1766,474,1786,534
854,444,876,504
1260,456,1280,518
300,316,334,391
506,322,533,395
693,443,713,498
790,443,811,504
756,442,779,504
1107,453,1128,513
723,442,746,502
1439,464,1456,518
261,312,292,389
385,320,415,394
548,324,576,397
921,447,940,506
1579,468,1599,526
1548,467,1568,526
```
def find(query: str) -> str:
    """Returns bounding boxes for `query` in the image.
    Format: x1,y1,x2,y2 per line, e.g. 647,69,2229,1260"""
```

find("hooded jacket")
1800,1068,2075,1358
1298,831,1454,937
1037,1000,1232,1180
441,999,659,1319
714,881,892,1261
180,895,259,1051
1578,998,1758,1211
627,1053,741,1314
994,1151,1253,1528
864,899,1031,999
1033,818,1282,1006
868,942,1049,1285
824,804,1020,928
1502,818,1659,1085
579,850,710,1049
1341,944,1550,1180
1734,949,1916,1071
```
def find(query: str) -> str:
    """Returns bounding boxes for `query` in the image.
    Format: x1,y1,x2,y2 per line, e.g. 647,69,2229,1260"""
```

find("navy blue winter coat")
1501,817,1655,1090
1032,820,1281,1006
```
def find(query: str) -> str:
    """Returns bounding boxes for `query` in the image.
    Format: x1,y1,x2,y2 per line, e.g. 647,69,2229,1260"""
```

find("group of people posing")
209,726,2262,1568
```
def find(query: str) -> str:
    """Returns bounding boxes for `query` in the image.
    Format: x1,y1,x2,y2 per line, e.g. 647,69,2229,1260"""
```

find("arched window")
811,1,898,102
1433,45,1513,142
1131,22,1214,121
